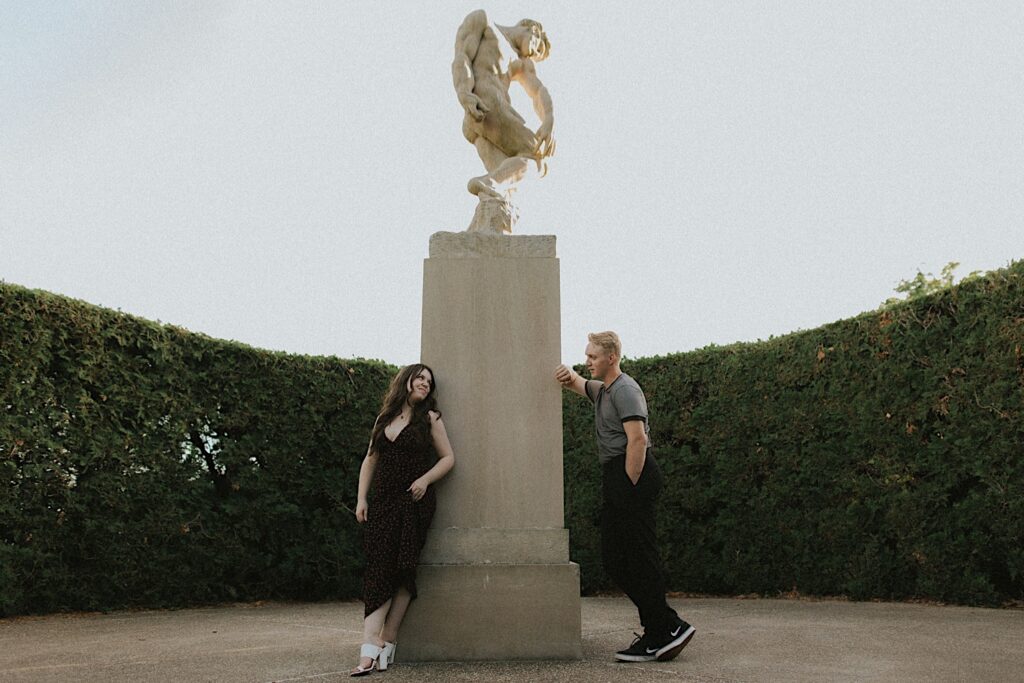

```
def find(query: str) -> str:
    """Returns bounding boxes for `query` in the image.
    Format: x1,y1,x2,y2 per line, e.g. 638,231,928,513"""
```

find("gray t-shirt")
585,373,651,464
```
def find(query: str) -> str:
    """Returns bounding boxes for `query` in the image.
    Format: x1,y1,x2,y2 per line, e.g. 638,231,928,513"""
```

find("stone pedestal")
398,231,582,661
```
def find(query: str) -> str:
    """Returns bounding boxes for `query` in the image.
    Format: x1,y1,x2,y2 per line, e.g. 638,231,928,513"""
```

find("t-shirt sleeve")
611,385,648,423
584,380,601,403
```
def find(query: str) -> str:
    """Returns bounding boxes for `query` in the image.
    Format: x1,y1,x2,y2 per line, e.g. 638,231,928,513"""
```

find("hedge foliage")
3,260,1022,614
564,260,1024,606
1,284,392,615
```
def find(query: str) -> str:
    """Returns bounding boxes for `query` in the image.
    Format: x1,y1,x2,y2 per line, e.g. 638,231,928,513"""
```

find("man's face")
585,342,613,381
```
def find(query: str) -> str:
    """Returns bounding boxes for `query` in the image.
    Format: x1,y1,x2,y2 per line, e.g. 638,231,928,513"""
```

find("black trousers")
601,452,679,635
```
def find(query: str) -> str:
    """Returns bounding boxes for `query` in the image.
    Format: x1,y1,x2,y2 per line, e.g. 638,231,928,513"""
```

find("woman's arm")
408,411,456,501
355,431,378,522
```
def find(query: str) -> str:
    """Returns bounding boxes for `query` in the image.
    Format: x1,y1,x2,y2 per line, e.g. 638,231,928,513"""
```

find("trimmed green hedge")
1,284,392,615
564,261,1024,605
3,260,1022,614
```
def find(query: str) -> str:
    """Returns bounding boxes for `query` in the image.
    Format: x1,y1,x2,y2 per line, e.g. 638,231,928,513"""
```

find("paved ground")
2,596,1022,682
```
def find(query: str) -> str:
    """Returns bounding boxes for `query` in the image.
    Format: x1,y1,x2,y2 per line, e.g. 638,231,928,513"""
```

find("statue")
452,10,555,234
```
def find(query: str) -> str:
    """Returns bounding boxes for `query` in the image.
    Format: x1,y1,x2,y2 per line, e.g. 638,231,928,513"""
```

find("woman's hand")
408,477,430,502
355,499,368,523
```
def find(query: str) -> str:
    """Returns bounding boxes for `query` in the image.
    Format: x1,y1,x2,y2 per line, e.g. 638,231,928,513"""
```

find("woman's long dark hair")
370,364,440,451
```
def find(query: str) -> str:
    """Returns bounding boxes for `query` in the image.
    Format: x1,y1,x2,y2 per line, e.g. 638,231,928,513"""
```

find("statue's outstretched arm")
452,10,489,122
514,59,555,158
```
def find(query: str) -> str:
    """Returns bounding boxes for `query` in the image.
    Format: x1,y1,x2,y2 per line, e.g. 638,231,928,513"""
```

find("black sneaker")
614,632,659,662
652,620,696,661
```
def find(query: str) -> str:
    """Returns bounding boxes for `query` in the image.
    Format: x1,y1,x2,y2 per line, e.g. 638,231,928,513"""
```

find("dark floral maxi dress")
362,425,437,616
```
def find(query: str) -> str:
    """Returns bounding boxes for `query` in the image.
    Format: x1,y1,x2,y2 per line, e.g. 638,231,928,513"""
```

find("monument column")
398,230,581,660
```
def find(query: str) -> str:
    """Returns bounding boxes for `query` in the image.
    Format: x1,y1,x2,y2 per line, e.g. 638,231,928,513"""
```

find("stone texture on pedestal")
400,231,581,661
466,196,515,234
400,564,582,661
418,528,569,565
430,231,556,258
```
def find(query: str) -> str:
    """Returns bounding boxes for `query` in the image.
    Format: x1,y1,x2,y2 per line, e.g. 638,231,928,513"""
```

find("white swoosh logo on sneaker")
645,647,660,654
670,625,682,637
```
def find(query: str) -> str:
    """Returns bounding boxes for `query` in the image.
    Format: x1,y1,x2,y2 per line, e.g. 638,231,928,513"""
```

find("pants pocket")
631,453,662,501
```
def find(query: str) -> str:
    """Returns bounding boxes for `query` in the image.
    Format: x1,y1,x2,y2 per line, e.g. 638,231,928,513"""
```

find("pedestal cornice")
429,231,556,258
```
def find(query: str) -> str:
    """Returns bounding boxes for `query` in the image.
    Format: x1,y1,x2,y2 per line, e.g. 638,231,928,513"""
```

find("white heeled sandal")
350,643,381,677
378,641,396,670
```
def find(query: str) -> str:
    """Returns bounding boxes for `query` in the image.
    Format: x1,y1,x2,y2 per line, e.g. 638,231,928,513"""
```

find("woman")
351,364,455,676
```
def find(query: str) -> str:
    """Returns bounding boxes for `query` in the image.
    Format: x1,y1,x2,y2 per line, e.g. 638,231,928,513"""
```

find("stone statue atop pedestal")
452,10,555,234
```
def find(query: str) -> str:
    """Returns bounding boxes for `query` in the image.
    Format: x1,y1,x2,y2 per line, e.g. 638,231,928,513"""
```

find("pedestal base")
398,563,583,661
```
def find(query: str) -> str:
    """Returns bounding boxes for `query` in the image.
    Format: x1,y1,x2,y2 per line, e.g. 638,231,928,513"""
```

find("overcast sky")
2,1,1022,365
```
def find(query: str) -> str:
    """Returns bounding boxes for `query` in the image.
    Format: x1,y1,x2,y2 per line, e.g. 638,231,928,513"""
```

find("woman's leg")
356,599,391,669
380,587,413,643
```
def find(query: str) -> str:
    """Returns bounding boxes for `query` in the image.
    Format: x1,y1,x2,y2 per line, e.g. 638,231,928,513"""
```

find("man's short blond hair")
588,331,621,358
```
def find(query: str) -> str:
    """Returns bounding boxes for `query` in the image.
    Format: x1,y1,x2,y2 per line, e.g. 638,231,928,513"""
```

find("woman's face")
406,368,433,404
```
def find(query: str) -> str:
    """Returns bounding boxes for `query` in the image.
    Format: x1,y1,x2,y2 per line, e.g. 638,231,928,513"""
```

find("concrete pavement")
2,596,1022,682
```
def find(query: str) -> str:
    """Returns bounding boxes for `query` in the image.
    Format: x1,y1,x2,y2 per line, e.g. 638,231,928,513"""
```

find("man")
555,331,696,663
452,10,555,232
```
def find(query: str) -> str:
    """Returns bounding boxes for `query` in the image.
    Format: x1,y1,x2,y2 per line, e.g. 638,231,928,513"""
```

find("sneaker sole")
656,625,696,661
614,653,658,662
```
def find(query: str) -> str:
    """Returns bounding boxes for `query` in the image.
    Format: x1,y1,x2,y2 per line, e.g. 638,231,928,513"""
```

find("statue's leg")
465,139,510,233
487,155,532,189
468,138,531,199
